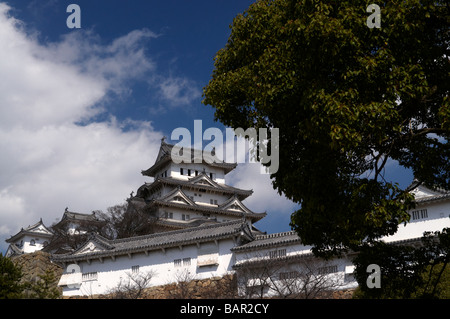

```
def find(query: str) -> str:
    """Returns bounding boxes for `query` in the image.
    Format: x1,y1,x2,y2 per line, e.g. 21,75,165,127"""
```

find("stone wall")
141,274,238,299
11,251,63,297
63,274,238,299
65,273,355,299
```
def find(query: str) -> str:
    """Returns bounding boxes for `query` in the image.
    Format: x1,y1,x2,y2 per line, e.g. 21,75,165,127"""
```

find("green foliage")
203,0,450,257
353,228,450,298
23,269,61,299
0,254,61,299
0,253,24,299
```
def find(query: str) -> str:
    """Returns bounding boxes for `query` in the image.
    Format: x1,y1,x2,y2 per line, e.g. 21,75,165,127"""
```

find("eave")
150,199,266,222
52,220,250,264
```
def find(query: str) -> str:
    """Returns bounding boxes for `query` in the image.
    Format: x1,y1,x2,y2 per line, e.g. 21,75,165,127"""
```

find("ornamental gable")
219,196,253,215
161,188,196,206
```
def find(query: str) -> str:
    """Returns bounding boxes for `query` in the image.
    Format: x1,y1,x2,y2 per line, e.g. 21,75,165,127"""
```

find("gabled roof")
74,233,115,254
150,190,266,222
137,173,253,201
60,209,99,222
52,219,253,263
159,187,196,206
231,231,302,252
5,243,23,257
406,179,450,204
219,195,256,215
141,141,237,177
6,219,53,243
52,208,105,229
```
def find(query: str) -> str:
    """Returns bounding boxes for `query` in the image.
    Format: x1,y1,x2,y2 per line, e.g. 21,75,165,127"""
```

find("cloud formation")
0,2,295,253
0,3,163,251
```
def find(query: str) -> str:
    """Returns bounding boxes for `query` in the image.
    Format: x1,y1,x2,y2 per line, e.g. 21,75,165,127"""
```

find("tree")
24,269,61,299
0,253,24,299
235,252,346,298
106,270,155,299
47,214,106,254
352,228,450,298
202,0,450,257
95,202,159,240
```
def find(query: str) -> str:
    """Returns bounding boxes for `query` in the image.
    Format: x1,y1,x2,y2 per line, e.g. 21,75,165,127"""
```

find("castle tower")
128,139,266,233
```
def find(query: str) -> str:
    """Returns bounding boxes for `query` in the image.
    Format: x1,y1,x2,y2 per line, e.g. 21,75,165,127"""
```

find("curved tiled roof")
138,175,253,200
6,219,53,243
231,231,302,252
141,141,237,177
414,192,450,204
149,198,266,221
52,219,253,263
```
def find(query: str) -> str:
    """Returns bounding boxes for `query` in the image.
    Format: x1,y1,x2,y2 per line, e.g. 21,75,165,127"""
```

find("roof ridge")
112,219,244,244
255,230,297,240
148,177,253,194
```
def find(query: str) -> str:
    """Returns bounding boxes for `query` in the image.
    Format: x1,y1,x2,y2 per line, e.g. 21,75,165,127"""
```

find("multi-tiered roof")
129,140,266,232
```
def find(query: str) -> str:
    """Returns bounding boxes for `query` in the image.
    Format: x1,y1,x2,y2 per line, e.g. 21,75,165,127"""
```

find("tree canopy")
0,253,23,299
203,0,450,257
353,228,450,299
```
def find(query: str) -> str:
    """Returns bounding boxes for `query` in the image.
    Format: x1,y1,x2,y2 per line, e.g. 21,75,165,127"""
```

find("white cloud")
226,162,297,234
0,3,163,252
158,76,201,106
40,29,158,95
227,163,296,214
0,2,295,254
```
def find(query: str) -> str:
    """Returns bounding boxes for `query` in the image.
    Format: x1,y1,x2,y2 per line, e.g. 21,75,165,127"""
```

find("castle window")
183,258,191,266
269,249,286,259
317,265,338,275
132,265,140,274
164,212,173,219
182,214,190,221
180,168,184,175
174,259,182,268
82,272,98,281
279,271,300,280
30,239,36,246
411,209,428,220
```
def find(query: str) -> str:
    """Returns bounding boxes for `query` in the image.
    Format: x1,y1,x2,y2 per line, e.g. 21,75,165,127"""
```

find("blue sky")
0,0,301,254
0,0,414,254
7,0,254,130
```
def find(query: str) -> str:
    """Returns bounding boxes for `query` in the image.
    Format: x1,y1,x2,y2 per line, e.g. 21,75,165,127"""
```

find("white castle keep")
6,140,450,297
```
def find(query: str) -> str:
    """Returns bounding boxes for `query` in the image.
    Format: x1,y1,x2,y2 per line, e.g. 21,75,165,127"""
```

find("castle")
5,139,450,297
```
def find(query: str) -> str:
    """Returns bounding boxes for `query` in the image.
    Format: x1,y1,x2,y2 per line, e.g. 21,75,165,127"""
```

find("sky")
0,0,414,254
0,0,300,254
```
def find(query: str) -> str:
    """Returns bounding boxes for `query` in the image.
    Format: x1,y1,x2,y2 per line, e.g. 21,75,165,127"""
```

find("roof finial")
161,136,167,144
65,207,68,213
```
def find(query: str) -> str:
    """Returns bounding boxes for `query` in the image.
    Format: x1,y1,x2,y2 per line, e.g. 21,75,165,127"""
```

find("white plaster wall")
61,238,237,297
382,200,450,243
234,241,313,265
184,190,229,206
167,162,225,184
234,241,357,298
21,235,47,253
